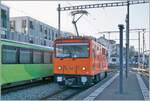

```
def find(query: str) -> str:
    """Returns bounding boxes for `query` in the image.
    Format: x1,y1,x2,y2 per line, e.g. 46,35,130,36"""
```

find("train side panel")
0,39,54,86
91,40,108,75
0,64,53,85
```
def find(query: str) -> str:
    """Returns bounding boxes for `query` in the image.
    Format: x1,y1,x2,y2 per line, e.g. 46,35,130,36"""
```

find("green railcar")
0,39,54,86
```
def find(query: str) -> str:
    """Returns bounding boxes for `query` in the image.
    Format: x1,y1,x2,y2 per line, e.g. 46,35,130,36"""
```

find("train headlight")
58,66,62,70
82,67,86,70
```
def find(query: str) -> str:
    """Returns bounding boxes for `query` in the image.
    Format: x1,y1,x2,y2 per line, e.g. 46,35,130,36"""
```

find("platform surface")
95,71,146,100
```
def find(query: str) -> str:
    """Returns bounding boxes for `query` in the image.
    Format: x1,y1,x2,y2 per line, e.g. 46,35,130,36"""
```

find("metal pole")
125,0,129,78
138,31,141,69
58,4,61,37
149,2,150,72
142,30,145,68
0,0,2,36
0,2,2,93
72,21,79,36
118,24,124,94
0,1,2,71
108,32,110,64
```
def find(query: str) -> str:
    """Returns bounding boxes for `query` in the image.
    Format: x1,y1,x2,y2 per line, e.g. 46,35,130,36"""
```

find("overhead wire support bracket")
59,0,149,11
97,28,146,34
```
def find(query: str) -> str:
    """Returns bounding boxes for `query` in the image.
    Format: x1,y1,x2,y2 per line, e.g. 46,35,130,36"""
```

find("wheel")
104,71,107,77
94,74,100,84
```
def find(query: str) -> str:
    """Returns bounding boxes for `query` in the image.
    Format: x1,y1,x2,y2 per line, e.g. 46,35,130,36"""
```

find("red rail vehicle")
53,36,108,87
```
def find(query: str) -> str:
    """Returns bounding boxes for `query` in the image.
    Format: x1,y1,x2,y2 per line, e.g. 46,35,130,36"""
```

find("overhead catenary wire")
66,1,115,36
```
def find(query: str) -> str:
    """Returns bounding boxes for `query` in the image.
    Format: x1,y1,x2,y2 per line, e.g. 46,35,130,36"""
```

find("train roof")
55,36,95,41
1,39,53,51
55,36,107,49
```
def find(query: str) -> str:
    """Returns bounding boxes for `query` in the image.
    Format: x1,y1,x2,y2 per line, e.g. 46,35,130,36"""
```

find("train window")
50,53,53,63
56,43,89,58
92,49,94,58
102,48,106,55
33,51,42,64
2,46,17,64
92,45,96,58
20,48,31,64
44,52,51,64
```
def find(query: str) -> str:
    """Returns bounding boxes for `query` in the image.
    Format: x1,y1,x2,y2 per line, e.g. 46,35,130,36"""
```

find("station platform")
71,71,149,100
83,71,149,100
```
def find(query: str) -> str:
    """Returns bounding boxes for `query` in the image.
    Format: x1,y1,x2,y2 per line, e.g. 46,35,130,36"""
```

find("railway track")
140,71,149,77
2,71,114,100
40,71,114,100
40,87,84,100
131,68,149,77
1,78,52,94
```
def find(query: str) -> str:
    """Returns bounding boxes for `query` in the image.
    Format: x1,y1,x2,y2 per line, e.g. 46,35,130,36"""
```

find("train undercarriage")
55,72,107,87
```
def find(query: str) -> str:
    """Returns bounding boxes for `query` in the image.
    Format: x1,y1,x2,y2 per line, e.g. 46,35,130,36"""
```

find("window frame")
43,51,53,64
19,48,32,64
55,42,90,58
33,50,43,64
2,45,18,64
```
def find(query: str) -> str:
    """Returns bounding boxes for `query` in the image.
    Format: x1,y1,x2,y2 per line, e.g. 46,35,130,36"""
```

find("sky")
1,0,149,51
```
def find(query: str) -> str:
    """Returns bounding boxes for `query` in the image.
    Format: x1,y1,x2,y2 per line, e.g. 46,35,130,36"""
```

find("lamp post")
0,1,2,66
58,4,61,37
138,31,141,69
125,0,129,78
118,24,124,94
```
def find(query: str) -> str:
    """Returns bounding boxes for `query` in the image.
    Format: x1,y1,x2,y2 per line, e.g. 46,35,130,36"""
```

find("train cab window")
2,46,17,64
33,51,42,63
56,43,89,58
44,52,52,64
20,48,31,64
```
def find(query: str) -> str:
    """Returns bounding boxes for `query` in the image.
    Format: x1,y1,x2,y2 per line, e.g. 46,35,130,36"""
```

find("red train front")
53,36,108,87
